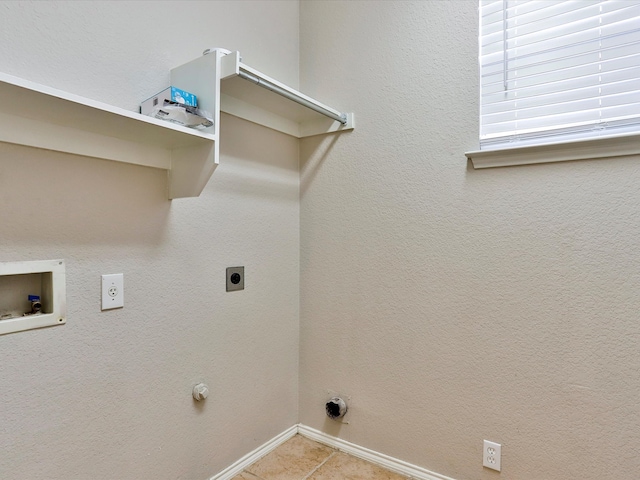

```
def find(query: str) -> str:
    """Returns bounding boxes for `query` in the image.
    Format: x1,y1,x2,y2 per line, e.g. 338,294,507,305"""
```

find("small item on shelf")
140,86,197,116
149,101,213,129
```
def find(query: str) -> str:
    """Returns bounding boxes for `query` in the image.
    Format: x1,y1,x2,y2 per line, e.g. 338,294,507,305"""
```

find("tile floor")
232,435,410,480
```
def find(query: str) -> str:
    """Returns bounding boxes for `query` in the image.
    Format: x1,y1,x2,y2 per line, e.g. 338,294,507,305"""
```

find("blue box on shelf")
140,86,197,116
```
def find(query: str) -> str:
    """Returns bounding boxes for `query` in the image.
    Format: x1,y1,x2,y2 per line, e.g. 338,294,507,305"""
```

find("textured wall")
299,1,640,479
0,2,299,479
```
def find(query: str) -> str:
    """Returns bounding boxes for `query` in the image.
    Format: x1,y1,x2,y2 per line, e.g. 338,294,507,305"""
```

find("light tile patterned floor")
232,435,410,480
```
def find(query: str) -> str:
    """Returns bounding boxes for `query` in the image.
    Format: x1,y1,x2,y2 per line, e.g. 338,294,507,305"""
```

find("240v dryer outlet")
101,274,124,310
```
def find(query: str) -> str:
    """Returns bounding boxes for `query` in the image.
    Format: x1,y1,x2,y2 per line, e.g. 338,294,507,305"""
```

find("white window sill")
465,132,640,169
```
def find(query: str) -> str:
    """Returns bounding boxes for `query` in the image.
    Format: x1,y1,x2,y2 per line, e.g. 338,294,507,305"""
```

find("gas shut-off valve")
192,383,209,401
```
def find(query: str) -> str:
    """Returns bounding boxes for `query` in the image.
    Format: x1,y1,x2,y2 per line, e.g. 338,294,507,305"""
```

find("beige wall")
0,2,299,479
3,1,640,479
299,1,640,479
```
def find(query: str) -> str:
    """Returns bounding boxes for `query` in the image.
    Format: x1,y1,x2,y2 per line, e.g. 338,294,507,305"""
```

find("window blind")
479,0,640,149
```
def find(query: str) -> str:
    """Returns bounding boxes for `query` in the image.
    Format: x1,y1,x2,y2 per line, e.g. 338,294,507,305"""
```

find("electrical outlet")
101,274,124,310
226,266,244,292
483,440,501,471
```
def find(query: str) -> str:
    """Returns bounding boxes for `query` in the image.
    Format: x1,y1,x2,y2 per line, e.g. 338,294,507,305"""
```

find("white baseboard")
297,424,457,480
209,423,457,480
209,425,298,480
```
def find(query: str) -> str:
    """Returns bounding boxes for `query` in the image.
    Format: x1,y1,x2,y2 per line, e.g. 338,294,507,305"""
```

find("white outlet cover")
483,440,501,471
101,274,124,310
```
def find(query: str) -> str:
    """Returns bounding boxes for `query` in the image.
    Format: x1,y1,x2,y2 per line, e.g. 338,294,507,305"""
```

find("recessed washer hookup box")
140,86,197,116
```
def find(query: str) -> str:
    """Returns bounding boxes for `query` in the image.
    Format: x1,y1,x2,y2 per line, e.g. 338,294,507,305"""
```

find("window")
470,0,640,167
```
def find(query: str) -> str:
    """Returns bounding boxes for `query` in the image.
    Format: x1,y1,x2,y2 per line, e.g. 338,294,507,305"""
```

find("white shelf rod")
236,69,348,125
